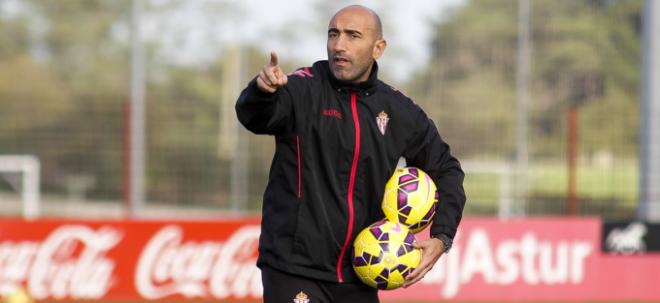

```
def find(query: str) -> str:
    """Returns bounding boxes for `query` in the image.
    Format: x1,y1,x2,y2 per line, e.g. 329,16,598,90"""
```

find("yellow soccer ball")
382,167,438,233
352,220,421,290
3,288,34,303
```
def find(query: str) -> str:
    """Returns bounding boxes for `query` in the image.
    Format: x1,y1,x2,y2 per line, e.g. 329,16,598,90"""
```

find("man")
235,5,465,303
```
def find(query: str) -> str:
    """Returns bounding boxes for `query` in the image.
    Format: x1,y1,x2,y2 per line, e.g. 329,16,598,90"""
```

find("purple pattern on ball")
398,191,408,208
380,232,390,242
408,168,419,177
400,181,419,193
380,268,390,279
373,251,383,264
420,204,435,221
370,226,383,239
399,174,415,184
396,264,410,275
411,203,436,230
404,232,416,245
375,275,389,289
353,255,368,266
397,245,407,256
354,250,381,266
399,205,412,216
424,203,436,219
379,242,389,252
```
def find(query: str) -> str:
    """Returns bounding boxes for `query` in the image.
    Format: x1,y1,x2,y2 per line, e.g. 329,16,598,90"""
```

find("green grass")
463,161,639,216
531,162,637,203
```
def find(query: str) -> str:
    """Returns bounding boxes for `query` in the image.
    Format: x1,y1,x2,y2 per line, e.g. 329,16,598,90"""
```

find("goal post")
461,161,515,218
0,155,40,219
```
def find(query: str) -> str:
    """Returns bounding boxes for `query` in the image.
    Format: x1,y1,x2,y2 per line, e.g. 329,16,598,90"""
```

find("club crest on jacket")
293,291,310,303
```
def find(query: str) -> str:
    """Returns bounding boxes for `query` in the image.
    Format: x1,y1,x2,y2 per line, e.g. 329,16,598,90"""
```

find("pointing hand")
256,51,288,93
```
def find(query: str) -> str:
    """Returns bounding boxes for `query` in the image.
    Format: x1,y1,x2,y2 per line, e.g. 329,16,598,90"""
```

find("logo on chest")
293,291,310,303
322,108,343,120
377,111,389,135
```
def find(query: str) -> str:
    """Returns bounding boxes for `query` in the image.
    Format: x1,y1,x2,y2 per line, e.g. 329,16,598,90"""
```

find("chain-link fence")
0,0,644,220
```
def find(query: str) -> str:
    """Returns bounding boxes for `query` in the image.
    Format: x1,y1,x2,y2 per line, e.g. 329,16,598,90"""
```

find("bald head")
331,5,383,39
326,4,387,83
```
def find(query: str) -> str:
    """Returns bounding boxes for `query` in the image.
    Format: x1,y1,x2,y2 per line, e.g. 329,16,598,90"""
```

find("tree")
0,0,131,199
409,0,642,159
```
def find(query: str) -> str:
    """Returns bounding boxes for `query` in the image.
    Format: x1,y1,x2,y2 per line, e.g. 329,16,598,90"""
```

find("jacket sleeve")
235,77,297,135
403,109,466,240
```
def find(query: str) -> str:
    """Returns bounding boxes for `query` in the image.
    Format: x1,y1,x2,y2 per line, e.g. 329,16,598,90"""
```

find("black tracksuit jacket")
235,60,466,284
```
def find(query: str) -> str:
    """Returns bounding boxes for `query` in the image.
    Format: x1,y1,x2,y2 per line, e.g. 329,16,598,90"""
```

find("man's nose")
331,35,348,53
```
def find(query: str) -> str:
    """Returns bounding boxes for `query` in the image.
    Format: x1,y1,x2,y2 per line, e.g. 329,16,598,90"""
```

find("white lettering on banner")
135,225,262,299
422,228,593,298
0,242,39,294
0,226,121,300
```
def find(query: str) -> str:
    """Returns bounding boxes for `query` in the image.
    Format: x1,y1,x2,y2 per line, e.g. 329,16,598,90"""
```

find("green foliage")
0,14,30,57
0,0,643,214
0,56,71,129
411,0,642,161
146,63,227,205
0,1,271,205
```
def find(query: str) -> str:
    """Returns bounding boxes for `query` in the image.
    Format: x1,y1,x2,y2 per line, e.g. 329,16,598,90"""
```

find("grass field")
463,161,638,216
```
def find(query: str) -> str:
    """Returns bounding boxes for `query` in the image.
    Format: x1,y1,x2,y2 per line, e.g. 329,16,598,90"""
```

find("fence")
0,0,643,220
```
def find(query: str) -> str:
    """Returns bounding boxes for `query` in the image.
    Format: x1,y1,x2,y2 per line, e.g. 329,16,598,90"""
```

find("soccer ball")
352,220,421,290
382,167,438,233
3,288,34,303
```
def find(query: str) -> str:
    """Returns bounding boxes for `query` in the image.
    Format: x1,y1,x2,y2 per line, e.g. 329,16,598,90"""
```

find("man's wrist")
430,233,453,253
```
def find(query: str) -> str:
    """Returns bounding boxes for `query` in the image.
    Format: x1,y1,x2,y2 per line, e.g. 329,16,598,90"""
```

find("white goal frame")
0,155,40,219
461,161,515,218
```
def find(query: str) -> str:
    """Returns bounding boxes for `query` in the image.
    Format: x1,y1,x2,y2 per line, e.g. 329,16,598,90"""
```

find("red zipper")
296,135,301,199
337,92,360,282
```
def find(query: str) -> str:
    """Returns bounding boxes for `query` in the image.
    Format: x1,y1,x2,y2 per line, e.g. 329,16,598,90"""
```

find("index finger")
403,260,431,288
407,258,430,281
270,51,278,67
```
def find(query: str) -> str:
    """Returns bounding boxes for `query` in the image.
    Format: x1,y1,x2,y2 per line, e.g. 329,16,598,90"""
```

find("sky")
141,0,466,84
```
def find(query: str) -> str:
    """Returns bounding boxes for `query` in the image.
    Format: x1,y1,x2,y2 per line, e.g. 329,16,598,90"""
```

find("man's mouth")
333,57,350,66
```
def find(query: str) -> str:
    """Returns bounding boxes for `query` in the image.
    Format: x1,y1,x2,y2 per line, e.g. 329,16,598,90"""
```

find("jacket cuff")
430,233,453,253
429,225,457,240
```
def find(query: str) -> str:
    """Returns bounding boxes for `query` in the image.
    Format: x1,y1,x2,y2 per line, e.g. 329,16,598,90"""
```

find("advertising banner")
0,218,262,301
388,217,660,302
602,221,660,254
1,217,659,302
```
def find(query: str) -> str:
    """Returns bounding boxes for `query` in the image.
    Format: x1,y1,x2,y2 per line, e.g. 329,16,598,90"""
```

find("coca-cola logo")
0,225,121,300
135,225,262,299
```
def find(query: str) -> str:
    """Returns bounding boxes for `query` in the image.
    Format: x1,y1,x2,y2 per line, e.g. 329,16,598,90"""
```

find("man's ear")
372,39,387,60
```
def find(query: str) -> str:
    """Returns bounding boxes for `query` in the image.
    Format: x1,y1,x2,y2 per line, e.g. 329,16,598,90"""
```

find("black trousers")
261,266,379,303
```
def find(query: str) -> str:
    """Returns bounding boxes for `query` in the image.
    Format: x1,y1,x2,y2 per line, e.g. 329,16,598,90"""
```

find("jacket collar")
316,60,379,94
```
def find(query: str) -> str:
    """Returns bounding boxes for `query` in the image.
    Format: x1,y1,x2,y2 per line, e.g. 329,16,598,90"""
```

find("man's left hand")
402,237,445,288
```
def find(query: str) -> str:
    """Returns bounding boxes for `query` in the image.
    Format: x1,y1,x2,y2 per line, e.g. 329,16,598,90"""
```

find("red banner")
388,217,660,302
1,217,659,302
0,218,262,301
